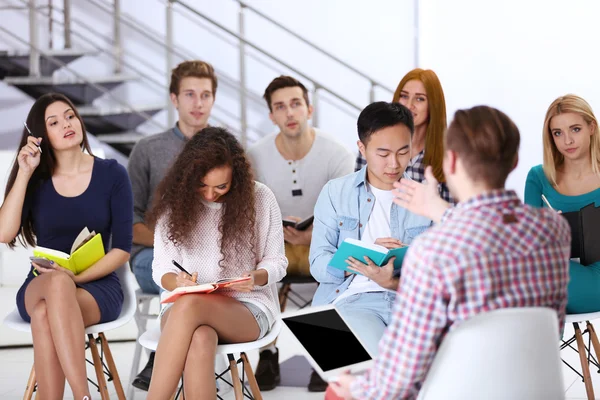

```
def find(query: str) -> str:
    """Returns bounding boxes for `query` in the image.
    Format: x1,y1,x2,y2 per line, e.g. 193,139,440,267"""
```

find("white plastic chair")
139,283,283,400
417,307,565,400
561,311,600,400
3,263,136,400
127,289,160,400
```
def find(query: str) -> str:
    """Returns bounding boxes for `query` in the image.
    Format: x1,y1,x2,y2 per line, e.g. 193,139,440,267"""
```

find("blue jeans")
132,248,160,295
335,291,396,357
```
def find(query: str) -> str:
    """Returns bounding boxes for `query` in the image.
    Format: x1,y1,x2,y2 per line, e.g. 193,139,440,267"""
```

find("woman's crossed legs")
147,293,261,400
24,271,101,400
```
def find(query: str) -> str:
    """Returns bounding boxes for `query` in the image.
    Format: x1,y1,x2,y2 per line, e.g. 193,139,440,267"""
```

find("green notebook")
329,238,409,275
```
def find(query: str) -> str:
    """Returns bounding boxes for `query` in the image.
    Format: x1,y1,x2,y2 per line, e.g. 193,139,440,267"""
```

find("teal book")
328,238,409,275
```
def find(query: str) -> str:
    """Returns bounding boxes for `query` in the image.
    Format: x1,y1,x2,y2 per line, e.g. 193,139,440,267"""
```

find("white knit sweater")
152,182,288,327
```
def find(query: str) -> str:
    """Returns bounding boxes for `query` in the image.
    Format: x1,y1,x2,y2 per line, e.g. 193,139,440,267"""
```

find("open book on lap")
328,238,409,275
32,227,105,275
160,276,252,304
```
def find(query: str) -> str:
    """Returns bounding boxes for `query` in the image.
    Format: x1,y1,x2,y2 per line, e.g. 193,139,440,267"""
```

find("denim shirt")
309,167,433,306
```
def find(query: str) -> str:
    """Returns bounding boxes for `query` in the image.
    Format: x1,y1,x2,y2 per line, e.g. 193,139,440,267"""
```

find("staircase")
0,0,397,158
0,48,164,157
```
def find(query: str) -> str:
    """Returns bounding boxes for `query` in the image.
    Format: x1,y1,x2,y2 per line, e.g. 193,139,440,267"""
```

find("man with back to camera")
247,75,354,392
128,60,218,390
329,106,571,399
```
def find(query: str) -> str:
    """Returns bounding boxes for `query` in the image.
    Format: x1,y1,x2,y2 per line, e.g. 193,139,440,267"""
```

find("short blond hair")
542,94,600,186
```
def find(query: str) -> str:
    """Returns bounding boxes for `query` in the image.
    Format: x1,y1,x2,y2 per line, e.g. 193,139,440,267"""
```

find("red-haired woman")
356,68,454,203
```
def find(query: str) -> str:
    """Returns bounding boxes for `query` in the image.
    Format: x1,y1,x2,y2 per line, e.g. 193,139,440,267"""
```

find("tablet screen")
282,308,372,372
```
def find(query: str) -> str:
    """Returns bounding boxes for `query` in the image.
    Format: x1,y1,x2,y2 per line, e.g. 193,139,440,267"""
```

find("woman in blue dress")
0,93,133,399
524,94,600,314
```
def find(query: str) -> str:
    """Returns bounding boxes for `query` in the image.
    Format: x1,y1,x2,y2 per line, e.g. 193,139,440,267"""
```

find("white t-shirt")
334,182,394,303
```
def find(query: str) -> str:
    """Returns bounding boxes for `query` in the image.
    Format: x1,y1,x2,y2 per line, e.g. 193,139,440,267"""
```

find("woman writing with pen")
146,127,287,400
524,94,600,314
0,93,132,400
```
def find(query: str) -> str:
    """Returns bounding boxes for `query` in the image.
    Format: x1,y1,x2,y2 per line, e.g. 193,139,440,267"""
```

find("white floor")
0,282,599,399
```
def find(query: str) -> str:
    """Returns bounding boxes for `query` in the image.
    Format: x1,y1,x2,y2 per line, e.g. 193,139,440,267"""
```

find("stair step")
0,49,92,78
78,104,164,134
3,74,136,105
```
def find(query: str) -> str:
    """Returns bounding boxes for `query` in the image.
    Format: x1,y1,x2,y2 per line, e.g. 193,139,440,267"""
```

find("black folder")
561,203,600,265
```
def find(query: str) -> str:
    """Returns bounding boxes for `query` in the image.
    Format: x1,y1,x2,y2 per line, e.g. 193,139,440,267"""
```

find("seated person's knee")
48,271,76,291
190,325,218,354
30,300,48,323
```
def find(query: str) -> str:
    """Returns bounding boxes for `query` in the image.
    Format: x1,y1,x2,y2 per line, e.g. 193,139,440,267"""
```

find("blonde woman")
525,94,600,313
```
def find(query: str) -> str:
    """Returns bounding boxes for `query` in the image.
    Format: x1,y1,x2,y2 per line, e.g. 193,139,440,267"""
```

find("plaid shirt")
350,190,571,399
355,151,455,204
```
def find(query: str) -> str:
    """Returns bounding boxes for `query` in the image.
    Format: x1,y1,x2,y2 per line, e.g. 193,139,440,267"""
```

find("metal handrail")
10,0,268,140
165,0,290,81
15,0,164,95
233,0,395,94
174,0,363,112
83,0,377,139
0,25,166,132
83,0,267,110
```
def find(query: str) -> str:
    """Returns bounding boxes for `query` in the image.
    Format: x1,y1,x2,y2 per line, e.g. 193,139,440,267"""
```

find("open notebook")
160,276,252,304
33,227,104,275
329,238,409,275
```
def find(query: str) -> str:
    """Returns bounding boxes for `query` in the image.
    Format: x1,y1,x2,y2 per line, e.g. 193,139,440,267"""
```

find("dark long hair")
4,93,92,248
147,127,257,267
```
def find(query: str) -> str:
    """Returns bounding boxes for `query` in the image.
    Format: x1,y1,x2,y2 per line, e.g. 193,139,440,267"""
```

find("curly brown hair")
147,127,256,267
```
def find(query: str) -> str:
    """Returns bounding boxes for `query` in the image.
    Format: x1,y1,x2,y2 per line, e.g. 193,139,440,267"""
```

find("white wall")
419,0,600,198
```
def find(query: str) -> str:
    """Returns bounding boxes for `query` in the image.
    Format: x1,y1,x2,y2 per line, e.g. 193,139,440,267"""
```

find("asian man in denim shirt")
309,101,432,356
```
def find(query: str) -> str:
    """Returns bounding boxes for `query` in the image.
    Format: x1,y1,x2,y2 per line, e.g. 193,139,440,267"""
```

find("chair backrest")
417,307,565,400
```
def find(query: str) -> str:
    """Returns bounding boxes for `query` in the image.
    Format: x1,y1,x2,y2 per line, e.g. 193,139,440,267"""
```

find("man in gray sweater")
128,60,218,391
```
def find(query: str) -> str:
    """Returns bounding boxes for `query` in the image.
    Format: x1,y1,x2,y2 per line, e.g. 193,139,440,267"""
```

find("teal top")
525,165,600,212
525,164,600,266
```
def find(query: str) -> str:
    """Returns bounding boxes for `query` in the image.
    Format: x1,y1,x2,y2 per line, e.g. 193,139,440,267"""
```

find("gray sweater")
127,127,187,259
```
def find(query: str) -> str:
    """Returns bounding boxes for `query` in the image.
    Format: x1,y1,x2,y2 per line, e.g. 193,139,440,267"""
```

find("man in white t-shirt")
247,75,354,392
310,101,432,356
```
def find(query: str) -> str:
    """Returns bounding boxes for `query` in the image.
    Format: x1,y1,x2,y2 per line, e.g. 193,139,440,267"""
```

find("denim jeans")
131,248,160,294
335,290,396,357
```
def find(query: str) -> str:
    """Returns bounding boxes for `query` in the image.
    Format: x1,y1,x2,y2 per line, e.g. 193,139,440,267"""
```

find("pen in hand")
541,194,554,210
172,260,196,283
23,122,42,154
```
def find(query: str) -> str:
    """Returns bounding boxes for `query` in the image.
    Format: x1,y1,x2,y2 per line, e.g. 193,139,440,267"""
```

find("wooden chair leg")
23,365,36,400
574,323,596,400
241,352,262,400
228,354,244,400
88,333,111,400
99,332,126,400
586,321,600,372
278,283,291,313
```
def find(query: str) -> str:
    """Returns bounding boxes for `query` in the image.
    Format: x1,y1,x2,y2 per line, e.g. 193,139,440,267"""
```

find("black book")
282,215,314,231
561,203,600,265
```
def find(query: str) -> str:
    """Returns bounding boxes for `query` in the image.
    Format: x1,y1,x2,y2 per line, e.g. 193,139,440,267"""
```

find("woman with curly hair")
146,127,287,399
